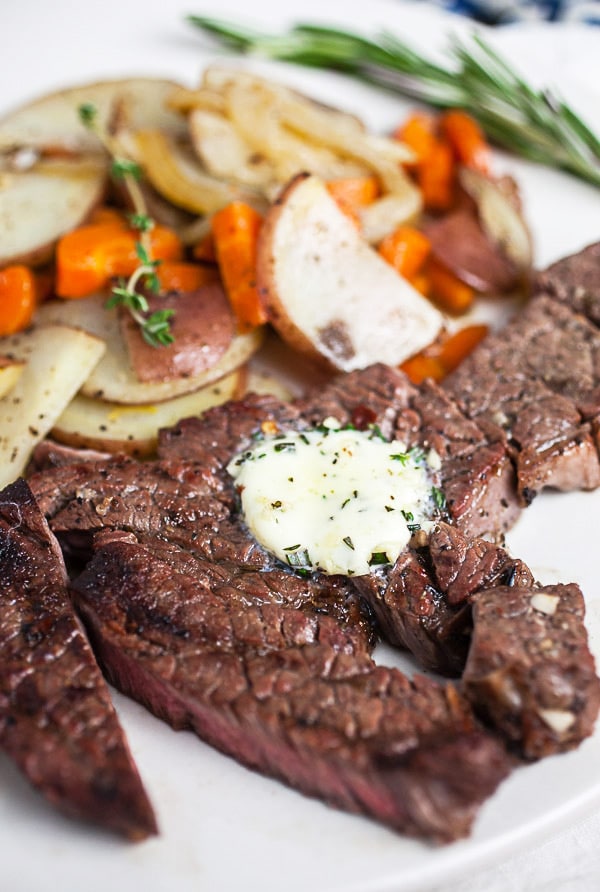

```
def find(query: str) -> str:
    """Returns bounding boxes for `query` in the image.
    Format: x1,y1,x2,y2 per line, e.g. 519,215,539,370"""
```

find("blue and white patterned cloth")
430,0,600,23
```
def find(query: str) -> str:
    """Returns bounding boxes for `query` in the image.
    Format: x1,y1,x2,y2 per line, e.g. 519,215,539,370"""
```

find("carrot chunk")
378,226,431,280
417,138,455,212
435,323,489,373
211,202,268,331
400,353,446,384
427,258,475,314
326,175,380,224
439,110,492,174
401,323,489,384
156,261,219,293
394,112,438,167
192,231,217,264
0,265,38,335
55,222,183,298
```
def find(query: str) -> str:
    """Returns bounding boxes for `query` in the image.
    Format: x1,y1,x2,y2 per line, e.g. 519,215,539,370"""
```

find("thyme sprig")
187,16,600,188
77,102,176,346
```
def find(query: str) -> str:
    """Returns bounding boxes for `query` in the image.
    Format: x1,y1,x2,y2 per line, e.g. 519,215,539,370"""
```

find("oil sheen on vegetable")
227,420,440,576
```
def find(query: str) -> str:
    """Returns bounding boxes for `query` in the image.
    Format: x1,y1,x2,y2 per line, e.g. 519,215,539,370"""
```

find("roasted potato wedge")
0,158,107,266
0,355,26,398
0,324,105,487
52,368,243,457
36,294,264,404
256,174,443,372
0,78,187,154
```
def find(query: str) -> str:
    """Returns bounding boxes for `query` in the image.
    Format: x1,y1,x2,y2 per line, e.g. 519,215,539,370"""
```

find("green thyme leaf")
78,102,97,127
111,158,142,180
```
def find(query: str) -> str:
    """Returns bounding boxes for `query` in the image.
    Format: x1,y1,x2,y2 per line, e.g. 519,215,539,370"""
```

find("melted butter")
227,423,440,576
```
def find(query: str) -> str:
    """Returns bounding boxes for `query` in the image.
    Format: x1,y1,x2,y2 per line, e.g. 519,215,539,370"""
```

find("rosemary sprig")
77,102,176,346
187,16,600,188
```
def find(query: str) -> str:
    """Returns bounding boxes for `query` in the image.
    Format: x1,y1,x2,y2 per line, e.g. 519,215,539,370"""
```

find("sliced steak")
463,583,600,759
0,479,157,840
444,296,600,503
535,241,600,326
408,380,520,537
354,522,534,677
71,531,512,844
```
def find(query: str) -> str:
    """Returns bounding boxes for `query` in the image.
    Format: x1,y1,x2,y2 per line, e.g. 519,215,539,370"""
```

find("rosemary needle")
187,16,600,188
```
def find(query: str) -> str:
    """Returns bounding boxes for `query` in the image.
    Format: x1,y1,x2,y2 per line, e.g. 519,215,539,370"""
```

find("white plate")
1,2,600,891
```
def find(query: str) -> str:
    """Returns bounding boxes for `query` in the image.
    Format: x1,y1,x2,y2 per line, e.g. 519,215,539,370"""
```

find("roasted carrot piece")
435,323,489,373
87,206,127,227
192,231,217,264
378,226,431,280
427,257,475,314
439,110,492,174
211,201,268,331
401,323,488,384
0,265,38,336
55,222,183,298
106,226,183,279
326,175,380,223
394,112,438,167
400,353,446,385
156,261,219,293
417,138,455,211
410,272,430,296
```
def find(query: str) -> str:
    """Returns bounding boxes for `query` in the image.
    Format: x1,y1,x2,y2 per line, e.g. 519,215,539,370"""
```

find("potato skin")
256,173,442,373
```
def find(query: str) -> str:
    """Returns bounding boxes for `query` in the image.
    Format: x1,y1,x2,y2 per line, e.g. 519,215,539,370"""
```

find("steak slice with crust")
535,241,600,326
0,479,157,841
354,522,534,677
71,530,512,844
463,583,600,759
444,296,600,504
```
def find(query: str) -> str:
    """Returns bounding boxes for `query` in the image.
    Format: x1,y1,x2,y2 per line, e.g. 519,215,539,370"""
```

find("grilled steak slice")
535,241,600,326
462,583,600,759
29,458,376,648
93,528,376,652
71,531,512,844
354,523,534,676
408,381,520,537
0,479,157,840
444,296,600,503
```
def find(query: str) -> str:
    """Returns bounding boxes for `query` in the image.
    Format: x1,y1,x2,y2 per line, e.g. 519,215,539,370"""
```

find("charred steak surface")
0,479,157,840
24,356,600,842
72,528,512,844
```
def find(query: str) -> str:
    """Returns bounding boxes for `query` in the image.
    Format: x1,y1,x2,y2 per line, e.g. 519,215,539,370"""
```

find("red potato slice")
424,209,521,295
256,173,443,372
36,294,263,404
119,284,236,384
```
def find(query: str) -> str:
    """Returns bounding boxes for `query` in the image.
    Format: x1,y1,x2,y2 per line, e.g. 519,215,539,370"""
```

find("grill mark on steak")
71,531,512,844
0,479,157,841
463,583,600,759
444,295,600,504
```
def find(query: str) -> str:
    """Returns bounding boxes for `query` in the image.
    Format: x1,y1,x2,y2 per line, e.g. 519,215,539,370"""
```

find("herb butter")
227,423,442,576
